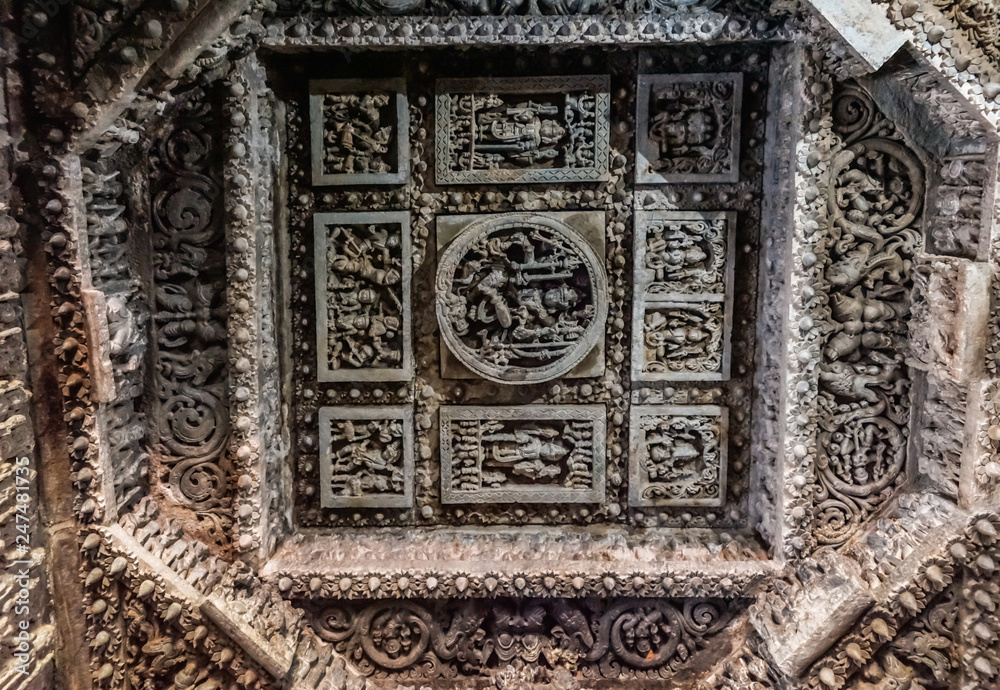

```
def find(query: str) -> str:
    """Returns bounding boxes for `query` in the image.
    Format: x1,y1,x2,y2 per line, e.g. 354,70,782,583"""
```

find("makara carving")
319,406,414,508
312,596,738,681
435,75,610,184
440,405,606,504
632,211,734,381
309,79,409,186
629,405,728,507
436,212,608,384
314,211,413,382
814,84,924,547
636,73,743,184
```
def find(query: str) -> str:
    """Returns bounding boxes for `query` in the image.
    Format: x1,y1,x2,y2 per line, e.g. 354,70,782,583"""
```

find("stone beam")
751,551,874,677
261,11,792,51
804,0,908,73
752,493,969,681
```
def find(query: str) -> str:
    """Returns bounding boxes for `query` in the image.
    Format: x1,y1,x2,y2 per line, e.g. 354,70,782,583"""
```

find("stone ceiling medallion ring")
356,602,433,671
828,138,926,241
435,213,608,384
586,599,683,670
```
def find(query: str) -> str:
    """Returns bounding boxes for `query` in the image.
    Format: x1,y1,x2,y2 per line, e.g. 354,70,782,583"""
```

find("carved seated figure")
649,101,718,163
645,234,709,281
483,427,568,480
645,311,709,360
476,101,566,165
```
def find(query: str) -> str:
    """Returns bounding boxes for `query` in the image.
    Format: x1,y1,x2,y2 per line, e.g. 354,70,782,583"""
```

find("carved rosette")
435,212,608,385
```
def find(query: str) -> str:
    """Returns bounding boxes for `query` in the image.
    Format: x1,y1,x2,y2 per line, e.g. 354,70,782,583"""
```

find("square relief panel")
435,75,611,185
319,406,414,509
314,211,413,382
440,405,606,504
632,211,735,381
309,78,410,186
636,72,743,184
436,210,606,382
282,44,768,536
629,405,729,508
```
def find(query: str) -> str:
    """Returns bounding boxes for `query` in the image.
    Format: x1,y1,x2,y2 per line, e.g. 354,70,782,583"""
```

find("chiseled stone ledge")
261,526,779,600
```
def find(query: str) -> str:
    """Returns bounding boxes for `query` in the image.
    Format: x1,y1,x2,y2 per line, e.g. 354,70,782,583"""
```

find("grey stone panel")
309,78,410,186
435,75,610,185
631,210,735,381
435,212,608,384
319,406,415,509
314,211,413,382
629,405,728,507
636,72,743,184
440,405,606,504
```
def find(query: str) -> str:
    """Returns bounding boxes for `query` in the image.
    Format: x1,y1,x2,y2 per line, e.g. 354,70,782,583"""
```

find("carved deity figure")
644,310,710,361
322,93,395,175
482,426,568,480
324,223,405,372
645,230,710,283
443,226,595,370
643,425,702,483
475,100,566,165
330,419,404,497
649,88,722,168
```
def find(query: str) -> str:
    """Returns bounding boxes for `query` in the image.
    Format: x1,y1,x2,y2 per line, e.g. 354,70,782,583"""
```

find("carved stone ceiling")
1,1,1000,690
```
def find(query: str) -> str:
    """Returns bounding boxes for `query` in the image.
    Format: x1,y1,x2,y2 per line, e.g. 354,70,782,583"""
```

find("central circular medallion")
436,213,608,385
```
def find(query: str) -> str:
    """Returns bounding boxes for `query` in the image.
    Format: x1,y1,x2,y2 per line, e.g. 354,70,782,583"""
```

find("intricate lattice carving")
434,75,610,184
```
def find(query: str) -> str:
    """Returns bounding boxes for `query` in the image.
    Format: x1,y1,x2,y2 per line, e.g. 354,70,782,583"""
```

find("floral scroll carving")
148,94,232,517
311,596,738,681
814,84,924,547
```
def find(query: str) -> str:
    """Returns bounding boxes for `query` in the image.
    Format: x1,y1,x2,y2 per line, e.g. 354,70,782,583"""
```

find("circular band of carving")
435,213,607,385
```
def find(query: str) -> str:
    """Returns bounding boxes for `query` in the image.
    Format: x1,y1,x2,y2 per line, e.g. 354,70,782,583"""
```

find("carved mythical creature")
825,286,903,361
817,355,902,404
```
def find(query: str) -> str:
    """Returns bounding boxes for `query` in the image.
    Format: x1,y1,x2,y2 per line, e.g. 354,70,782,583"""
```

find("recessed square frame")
318,405,415,509
631,210,736,382
436,210,606,380
440,404,607,505
434,74,611,185
314,210,413,382
628,404,729,508
309,78,410,186
635,72,743,185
